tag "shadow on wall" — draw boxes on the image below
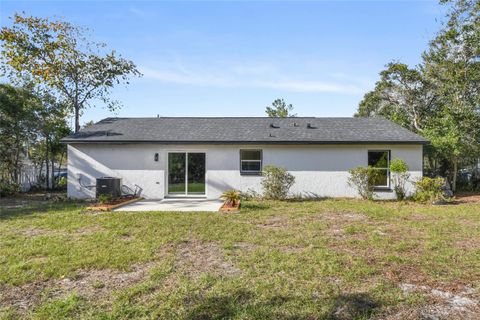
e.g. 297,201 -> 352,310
69,149 -> 138,198
289,191 -> 331,201
207,178 -> 235,195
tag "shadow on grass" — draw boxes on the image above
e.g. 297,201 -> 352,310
327,293 -> 380,320
184,290 -> 380,320
241,202 -> 271,211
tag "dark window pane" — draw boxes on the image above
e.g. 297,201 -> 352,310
368,151 -> 389,168
241,161 -> 261,172
371,169 -> 388,186
241,150 -> 261,161
187,153 -> 205,194
168,153 -> 186,194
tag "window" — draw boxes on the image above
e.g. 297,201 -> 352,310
368,150 -> 390,188
240,150 -> 262,174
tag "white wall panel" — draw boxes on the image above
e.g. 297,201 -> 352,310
68,143 -> 423,200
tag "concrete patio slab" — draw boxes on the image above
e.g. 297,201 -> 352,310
114,198 -> 223,212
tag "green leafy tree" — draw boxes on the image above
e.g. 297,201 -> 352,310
265,99 -> 296,117
356,0 -> 480,192
0,84 -> 38,184
356,63 -> 438,133
34,94 -> 71,189
0,13 -> 141,132
421,0 -> 480,191
82,120 -> 95,129
0,84 -> 71,191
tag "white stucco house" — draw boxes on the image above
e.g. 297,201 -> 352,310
61,117 -> 428,200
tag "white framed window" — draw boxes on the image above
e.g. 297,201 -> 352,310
368,150 -> 391,188
240,149 -> 262,175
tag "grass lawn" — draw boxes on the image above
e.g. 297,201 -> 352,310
0,197 -> 479,319
168,182 -> 205,194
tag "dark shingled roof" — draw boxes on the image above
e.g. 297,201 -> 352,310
61,117 -> 428,144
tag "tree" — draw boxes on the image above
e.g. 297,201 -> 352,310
356,0 -> 480,192
33,93 -> 71,189
265,98 -> 296,117
82,120 -> 95,129
421,0 -> 480,191
355,63 -> 438,133
0,84 -> 38,184
0,13 -> 141,132
0,84 -> 71,192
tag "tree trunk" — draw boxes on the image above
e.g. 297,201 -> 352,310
75,104 -> 80,133
45,137 -> 49,191
51,158 -> 55,190
452,158 -> 458,193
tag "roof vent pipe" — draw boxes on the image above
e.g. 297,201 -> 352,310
270,123 -> 280,128
307,123 -> 317,129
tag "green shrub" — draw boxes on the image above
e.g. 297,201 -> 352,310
261,165 -> 295,200
57,176 -> 67,188
390,158 -> 410,201
240,188 -> 261,200
414,177 -> 445,203
221,190 -> 241,206
97,194 -> 113,204
0,182 -> 20,197
347,166 -> 381,200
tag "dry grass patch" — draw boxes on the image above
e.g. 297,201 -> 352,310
0,262 -> 154,314
254,215 -> 293,229
1,198 -> 479,319
174,240 -> 241,279
390,283 -> 480,320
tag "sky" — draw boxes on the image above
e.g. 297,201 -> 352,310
0,0 -> 448,126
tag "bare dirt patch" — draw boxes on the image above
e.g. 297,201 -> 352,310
322,211 -> 368,223
173,240 -> 241,279
22,227 -> 54,237
255,215 -> 292,229
0,263 -> 154,313
21,226 -> 106,238
75,225 -> 106,235
392,283 -> 480,320
255,211 -> 368,231
456,193 -> 480,204
232,242 -> 260,251
454,237 -> 480,251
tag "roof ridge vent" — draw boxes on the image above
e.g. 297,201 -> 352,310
270,123 -> 280,129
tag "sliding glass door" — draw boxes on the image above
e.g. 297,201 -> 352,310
168,152 -> 205,196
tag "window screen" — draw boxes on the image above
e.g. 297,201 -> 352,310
240,150 -> 262,174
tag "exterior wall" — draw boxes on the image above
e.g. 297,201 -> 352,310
67,143 -> 423,200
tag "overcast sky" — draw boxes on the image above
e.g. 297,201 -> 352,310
0,1 -> 448,125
